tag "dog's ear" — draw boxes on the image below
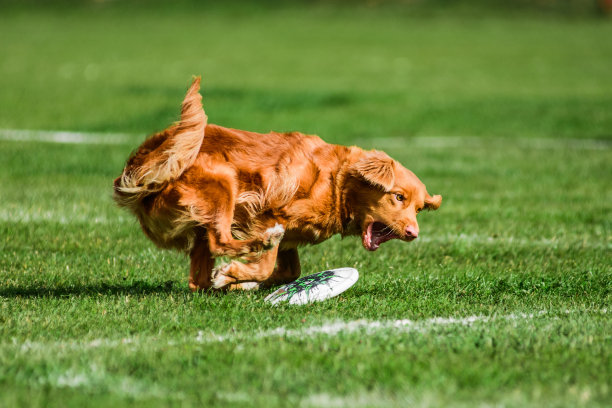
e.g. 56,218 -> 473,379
424,193 -> 442,210
352,150 -> 395,191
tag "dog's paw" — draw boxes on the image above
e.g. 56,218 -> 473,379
211,262 -> 236,289
228,281 -> 260,291
213,263 -> 260,291
262,223 -> 285,250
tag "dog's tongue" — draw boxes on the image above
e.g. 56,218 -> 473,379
362,222 -> 381,251
363,222 -> 400,251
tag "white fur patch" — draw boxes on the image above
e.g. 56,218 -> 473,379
266,223 -> 285,237
263,223 -> 285,249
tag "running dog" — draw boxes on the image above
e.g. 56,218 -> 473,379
114,77 -> 442,291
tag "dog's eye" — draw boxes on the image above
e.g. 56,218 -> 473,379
395,193 -> 405,202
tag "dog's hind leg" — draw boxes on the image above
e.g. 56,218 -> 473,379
188,230 -> 214,291
179,166 -> 285,258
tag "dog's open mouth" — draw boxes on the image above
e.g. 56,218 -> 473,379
362,222 -> 402,251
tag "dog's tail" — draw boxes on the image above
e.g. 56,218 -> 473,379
114,77 -> 207,204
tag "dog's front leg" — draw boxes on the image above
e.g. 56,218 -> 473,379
212,247 -> 302,290
261,248 -> 301,288
212,246 -> 280,290
180,174 -> 284,258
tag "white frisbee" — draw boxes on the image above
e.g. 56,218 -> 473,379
264,267 -> 359,305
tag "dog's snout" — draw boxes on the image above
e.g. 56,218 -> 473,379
405,225 -> 419,240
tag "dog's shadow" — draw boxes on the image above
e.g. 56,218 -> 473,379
0,280 -> 184,298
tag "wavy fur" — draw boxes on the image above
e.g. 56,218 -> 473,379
113,77 -> 441,291
113,77 -> 207,249
115,77 -> 206,197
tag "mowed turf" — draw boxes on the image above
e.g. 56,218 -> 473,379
0,3 -> 611,408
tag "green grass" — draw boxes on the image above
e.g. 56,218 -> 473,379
1,5 -> 612,139
1,3 -> 611,407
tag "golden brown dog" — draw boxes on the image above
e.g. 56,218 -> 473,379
114,77 -> 441,291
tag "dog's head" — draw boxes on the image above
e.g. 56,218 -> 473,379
346,150 -> 442,251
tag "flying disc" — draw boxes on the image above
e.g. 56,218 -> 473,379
264,267 -> 359,305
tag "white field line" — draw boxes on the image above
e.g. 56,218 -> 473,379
37,363 -> 185,401
1,128 -> 610,150
354,135 -> 612,151
7,308 -> 608,354
0,208 -> 131,225
0,128 -> 137,145
5,309 -> 608,401
300,391 -> 422,408
416,233 -> 612,250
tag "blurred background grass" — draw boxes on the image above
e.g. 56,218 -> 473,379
2,0 -> 612,16
1,0 -> 611,141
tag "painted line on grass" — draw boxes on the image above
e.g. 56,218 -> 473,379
9,308 -> 608,354
416,233 -> 612,250
5,308 -> 607,401
200,308 -> 608,344
34,364 -> 185,401
355,135 -> 612,151
0,128 -> 138,145
1,128 -> 610,150
0,209 -> 131,225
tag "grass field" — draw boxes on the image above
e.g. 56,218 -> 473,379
1,2 -> 611,407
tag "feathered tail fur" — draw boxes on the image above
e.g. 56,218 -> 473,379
114,77 -> 206,203
113,77 -> 207,250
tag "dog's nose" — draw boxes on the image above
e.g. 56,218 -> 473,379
405,225 -> 419,240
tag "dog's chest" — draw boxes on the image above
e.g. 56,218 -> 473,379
279,214 -> 341,249
280,228 -> 334,249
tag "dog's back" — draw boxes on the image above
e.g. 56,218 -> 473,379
113,78 -> 329,252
